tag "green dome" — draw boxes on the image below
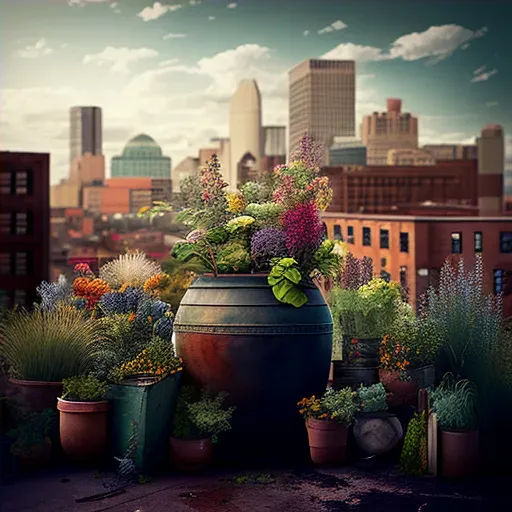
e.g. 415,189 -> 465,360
122,133 -> 163,158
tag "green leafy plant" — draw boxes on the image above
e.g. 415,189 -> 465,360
399,411 -> 428,476
172,386 -> 236,443
268,257 -> 307,308
0,304 -> 105,382
430,374 -> 478,431
61,375 -> 108,402
297,387 -> 358,425
7,408 -> 56,455
357,383 -> 388,413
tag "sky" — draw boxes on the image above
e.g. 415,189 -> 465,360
0,0 -> 511,185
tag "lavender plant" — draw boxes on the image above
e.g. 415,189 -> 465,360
36,275 -> 73,311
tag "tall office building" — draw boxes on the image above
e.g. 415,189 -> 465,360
361,98 -> 418,165
288,59 -> 355,160
69,106 -> 102,171
229,79 -> 263,188
263,126 -> 286,157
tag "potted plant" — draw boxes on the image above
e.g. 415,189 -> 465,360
7,408 -> 56,471
57,375 -> 109,462
169,385 -> 235,471
140,135 -> 343,458
297,387 -> 358,466
430,375 -> 479,478
378,334 -> 418,407
0,304 -> 104,414
352,383 -> 403,457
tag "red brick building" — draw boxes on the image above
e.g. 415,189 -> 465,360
0,152 -> 50,308
322,212 -> 512,317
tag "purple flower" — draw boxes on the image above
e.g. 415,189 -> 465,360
251,228 -> 288,269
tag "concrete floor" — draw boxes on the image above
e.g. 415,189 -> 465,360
1,465 -> 510,512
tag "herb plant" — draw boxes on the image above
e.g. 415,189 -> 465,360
297,387 -> 358,425
357,383 -> 388,413
61,375 -> 108,402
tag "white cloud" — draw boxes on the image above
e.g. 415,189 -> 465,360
163,32 -> 187,39
486,101 -> 499,107
461,43 -> 470,50
83,46 -> 159,74
227,2 -> 238,8
159,58 -> 180,67
137,2 -> 183,22
473,65 -> 486,75
68,0 -> 110,5
318,19 -> 347,35
471,68 -> 498,83
303,30 -> 310,36
16,38 -> 53,59
110,1 -> 118,7
323,24 -> 488,64
208,16 -> 216,20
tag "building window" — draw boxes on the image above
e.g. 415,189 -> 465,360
347,225 -> 354,244
400,232 -> 409,253
380,229 -> 389,249
0,290 -> 9,308
400,266 -> 408,290
322,222 -> 327,238
333,224 -> 342,241
474,232 -> 483,253
494,269 -> 504,294
0,171 -> 13,195
15,170 -> 33,195
451,232 -> 462,254
0,253 -> 10,275
15,212 -> 33,235
500,232 -> 512,253
0,213 -> 11,234
380,270 -> 391,283
362,227 -> 371,246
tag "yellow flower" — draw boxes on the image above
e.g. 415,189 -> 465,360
226,192 -> 247,214
138,206 -> 151,215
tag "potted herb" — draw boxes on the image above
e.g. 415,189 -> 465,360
140,135 -> 342,457
0,304 -> 104,414
297,387 -> 358,466
7,408 -> 55,471
57,375 -> 109,462
169,386 -> 235,470
430,375 -> 479,478
353,383 -> 403,456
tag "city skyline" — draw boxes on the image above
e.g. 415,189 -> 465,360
0,0 -> 511,184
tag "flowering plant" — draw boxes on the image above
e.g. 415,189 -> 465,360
297,387 -> 358,424
139,133 -> 342,307
379,334 -> 411,373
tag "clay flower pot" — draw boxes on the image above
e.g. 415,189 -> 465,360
379,370 -> 418,407
8,379 -> 63,414
441,429 -> 479,478
305,417 -> 349,466
57,398 -> 109,463
169,437 -> 213,471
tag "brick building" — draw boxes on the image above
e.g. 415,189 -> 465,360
322,212 -> 512,317
0,152 -> 50,308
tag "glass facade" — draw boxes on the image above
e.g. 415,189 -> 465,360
329,143 -> 367,166
111,134 -> 171,179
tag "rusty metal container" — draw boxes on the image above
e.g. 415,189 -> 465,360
174,274 -> 333,463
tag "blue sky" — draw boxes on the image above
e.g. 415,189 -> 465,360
0,0 -> 510,184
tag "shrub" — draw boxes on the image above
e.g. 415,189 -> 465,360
399,411 -> 428,476
297,387 -> 358,425
7,409 -> 56,455
61,375 -> 108,402
357,383 -> 388,413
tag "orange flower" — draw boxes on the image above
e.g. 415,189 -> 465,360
128,312 -> 136,322
73,277 -> 91,297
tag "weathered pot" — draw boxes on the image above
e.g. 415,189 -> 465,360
169,437 -> 213,471
8,379 -> 63,414
108,372 -> 181,472
353,411 -> 403,456
408,365 -> 436,389
174,274 -> 332,460
332,362 -> 378,390
342,336 -> 381,367
57,398 -> 108,463
306,417 -> 349,466
441,429 -> 479,478
379,370 -> 418,408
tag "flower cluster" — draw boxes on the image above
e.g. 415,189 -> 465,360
251,228 -> 288,270
226,192 -> 246,214
36,275 -> 72,311
199,154 -> 228,204
339,253 -> 373,290
291,132 -> 324,171
74,263 -> 94,277
99,252 -> 162,289
297,387 -> 358,425
306,176 -> 333,212
119,345 -> 183,379
73,275 -> 111,309
379,334 -> 411,372
143,273 -> 171,295
345,337 -> 362,363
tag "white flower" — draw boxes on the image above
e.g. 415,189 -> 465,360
99,252 -> 162,289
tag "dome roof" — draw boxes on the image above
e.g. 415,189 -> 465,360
122,133 -> 163,158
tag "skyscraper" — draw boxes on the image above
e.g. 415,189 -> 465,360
361,98 -> 418,165
229,79 -> 263,188
69,106 -> 102,168
288,59 -> 355,159
263,126 -> 286,157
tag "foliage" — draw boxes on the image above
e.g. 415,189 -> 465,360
430,374 -> 478,431
297,387 -> 358,425
379,335 -> 411,373
153,312 -> 175,340
244,202 -> 284,229
7,409 -> 56,455
251,228 -> 288,271
310,240 -> 344,280
241,181 -> 272,204
172,386 -> 235,443
143,273 -> 172,296
338,252 -> 373,290
0,304 -> 105,381
99,252 -> 162,289
268,258 -> 307,308
357,383 -> 388,413
61,375 -> 108,402
399,411 -> 428,476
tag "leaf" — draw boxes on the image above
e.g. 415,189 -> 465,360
273,279 -> 294,301
271,281 -> 308,308
284,267 -> 302,285
278,258 -> 298,268
205,227 -> 228,244
268,275 -> 284,286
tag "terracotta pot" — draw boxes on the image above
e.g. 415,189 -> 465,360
13,437 -> 52,471
57,398 -> 109,462
169,437 -> 213,471
441,429 -> 479,478
8,379 -> 63,414
353,412 -> 403,456
305,417 -> 349,466
379,370 -> 418,407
